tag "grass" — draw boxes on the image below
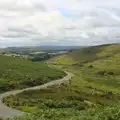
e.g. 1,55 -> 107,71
3,43 -> 120,120
0,55 -> 65,93
6,106 -> 120,120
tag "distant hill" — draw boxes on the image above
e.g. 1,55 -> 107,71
38,46 -> 85,51
2,46 -> 85,53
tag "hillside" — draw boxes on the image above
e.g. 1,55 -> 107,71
0,55 -> 65,93
51,43 -> 120,91
3,43 -> 120,120
52,44 -> 120,65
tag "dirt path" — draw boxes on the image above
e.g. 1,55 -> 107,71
0,71 -> 74,118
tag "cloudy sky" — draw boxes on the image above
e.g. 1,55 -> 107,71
0,0 -> 120,47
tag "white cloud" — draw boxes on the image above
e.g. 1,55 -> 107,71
0,0 -> 120,47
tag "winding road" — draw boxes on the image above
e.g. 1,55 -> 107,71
0,71 -> 74,118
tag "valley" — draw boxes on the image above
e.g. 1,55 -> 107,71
1,44 -> 120,120
0,55 -> 65,93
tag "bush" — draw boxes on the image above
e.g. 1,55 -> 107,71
97,70 -> 106,76
88,65 -> 94,68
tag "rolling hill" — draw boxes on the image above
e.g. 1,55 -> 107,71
52,43 -> 120,65
1,46 -> 84,53
0,55 -> 65,93
3,43 -> 120,120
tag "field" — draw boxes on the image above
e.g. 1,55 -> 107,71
0,55 -> 65,93
3,43 -> 120,120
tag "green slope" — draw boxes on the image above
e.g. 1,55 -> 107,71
4,43 -> 120,120
52,44 -> 120,65
0,55 -> 65,93
52,43 -> 120,91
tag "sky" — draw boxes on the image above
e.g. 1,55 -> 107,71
0,0 -> 120,47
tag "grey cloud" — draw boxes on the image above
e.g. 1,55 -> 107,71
64,27 -> 77,30
7,26 -> 41,35
33,3 -> 47,11
2,34 -> 28,38
0,0 -> 120,47
8,27 -> 34,34
0,1 -> 47,12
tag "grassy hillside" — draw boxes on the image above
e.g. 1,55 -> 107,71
4,43 -> 120,120
0,55 -> 65,93
52,44 -> 120,65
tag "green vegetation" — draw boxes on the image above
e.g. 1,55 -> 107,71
0,46 -> 70,61
31,54 -> 51,62
6,105 -> 120,120
3,43 -> 120,120
51,44 -> 113,65
0,55 -> 65,93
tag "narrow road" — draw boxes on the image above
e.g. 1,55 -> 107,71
0,71 -> 74,118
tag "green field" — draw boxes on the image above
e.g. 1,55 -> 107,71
0,55 -> 65,93
4,43 -> 120,120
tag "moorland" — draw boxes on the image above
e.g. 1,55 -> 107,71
1,43 -> 120,120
